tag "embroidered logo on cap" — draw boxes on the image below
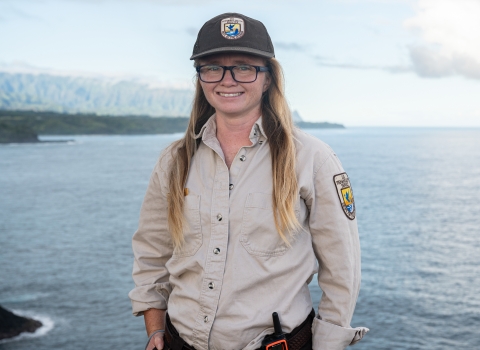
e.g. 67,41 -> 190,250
333,172 -> 356,220
221,17 -> 245,40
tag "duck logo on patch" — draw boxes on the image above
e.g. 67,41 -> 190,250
221,17 -> 245,40
333,172 -> 356,220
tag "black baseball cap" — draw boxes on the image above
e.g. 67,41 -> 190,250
190,13 -> 275,60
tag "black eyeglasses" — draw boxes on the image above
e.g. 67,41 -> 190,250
196,64 -> 269,83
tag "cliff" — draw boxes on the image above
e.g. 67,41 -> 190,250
0,71 -> 193,117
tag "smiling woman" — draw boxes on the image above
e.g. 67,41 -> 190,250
128,12 -> 368,350
196,54 -> 271,139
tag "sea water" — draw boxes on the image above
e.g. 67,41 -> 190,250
1,128 -> 479,349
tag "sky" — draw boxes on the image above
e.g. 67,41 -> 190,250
1,0 -> 479,127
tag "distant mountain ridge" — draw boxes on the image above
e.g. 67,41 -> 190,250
0,72 -> 194,117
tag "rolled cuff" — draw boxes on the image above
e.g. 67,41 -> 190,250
128,282 -> 171,316
312,317 -> 369,349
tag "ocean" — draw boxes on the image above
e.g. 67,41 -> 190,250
1,128 -> 479,349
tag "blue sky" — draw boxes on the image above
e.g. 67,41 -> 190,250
1,0 -> 479,126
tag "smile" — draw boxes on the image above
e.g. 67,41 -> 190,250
217,92 -> 243,97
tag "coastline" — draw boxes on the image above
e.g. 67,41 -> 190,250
0,110 -> 345,144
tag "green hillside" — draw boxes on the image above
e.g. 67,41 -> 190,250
0,121 -> 39,143
0,110 -> 344,143
0,110 -> 189,143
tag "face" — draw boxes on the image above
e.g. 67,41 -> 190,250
197,53 -> 270,120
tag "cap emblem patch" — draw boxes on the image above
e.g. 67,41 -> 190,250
333,172 -> 356,220
221,17 -> 245,40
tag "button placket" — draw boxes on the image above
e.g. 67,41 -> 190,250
192,155 -> 228,348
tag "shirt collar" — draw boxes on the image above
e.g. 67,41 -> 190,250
194,114 -> 216,140
249,116 -> 268,141
193,114 -> 268,142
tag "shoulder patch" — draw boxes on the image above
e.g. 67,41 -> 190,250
333,172 -> 356,220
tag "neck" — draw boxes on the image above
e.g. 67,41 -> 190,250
215,110 -> 261,168
216,112 -> 259,142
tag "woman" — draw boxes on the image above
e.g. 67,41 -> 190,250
129,13 -> 368,350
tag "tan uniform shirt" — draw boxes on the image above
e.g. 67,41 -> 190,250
129,116 -> 368,350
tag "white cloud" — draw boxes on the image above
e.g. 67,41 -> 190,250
0,61 -> 194,89
405,0 -> 480,80
275,42 -> 308,52
314,56 -> 412,73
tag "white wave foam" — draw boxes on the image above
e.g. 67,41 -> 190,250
0,292 -> 50,304
0,309 -> 54,344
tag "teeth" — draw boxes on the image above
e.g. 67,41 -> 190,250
219,92 -> 242,97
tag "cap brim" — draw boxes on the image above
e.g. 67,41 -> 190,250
190,46 -> 274,60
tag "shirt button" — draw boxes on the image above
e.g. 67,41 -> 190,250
229,184 -> 234,190
239,155 -> 246,162
217,214 -> 222,221
204,316 -> 209,323
208,282 -> 215,289
213,247 -> 220,254
259,140 -> 264,144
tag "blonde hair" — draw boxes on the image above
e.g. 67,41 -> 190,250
167,58 -> 299,248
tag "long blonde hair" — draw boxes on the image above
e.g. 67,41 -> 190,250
167,58 -> 299,248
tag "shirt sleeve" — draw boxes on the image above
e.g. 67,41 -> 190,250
308,152 -> 369,349
128,160 -> 174,316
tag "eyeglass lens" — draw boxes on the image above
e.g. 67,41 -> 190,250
199,65 -> 258,83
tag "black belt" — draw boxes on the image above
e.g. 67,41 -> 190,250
163,310 -> 314,350
164,313 -> 195,350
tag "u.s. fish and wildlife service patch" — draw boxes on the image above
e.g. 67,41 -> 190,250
333,173 -> 356,220
221,17 -> 245,40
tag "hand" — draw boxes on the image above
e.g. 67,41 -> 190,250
145,330 -> 165,350
143,309 -> 167,350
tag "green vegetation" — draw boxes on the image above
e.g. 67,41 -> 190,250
0,110 -> 190,143
0,110 -> 344,143
0,121 -> 39,143
296,121 -> 344,129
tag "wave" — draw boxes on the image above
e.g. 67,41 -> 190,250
0,292 -> 50,304
0,309 -> 54,344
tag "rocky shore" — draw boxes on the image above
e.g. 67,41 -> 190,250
0,305 -> 43,340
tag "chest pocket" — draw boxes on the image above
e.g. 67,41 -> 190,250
240,192 -> 299,257
172,194 -> 202,258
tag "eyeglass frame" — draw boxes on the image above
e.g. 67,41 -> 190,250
195,64 -> 270,83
